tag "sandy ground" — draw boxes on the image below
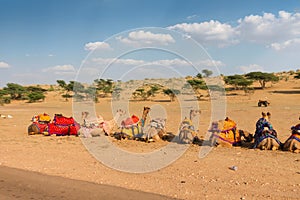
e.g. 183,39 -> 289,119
0,78 -> 300,199
0,166 -> 173,200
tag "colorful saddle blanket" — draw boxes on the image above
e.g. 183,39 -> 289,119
253,134 -> 282,148
32,113 -> 51,123
209,118 -> 241,145
47,114 -> 80,136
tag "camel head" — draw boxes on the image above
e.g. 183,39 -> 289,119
143,107 -> 151,114
81,111 -> 89,120
261,112 -> 271,121
189,109 -> 201,120
116,109 -> 126,116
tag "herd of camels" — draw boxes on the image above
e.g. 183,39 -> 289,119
78,107 -> 300,153
28,106 -> 300,153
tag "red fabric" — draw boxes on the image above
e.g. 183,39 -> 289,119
47,123 -> 80,136
54,115 -> 75,126
121,115 -> 139,127
48,114 -> 80,136
32,122 -> 48,133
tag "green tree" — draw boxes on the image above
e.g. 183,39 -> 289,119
195,73 -> 203,79
294,72 -> 300,79
94,79 -> 114,97
224,75 -> 253,90
3,83 -> 26,100
202,69 -> 213,77
0,89 -> 11,105
27,92 -> 45,103
147,85 -> 160,97
245,72 -> 279,89
26,86 -> 47,93
163,89 -> 180,101
56,80 -> 74,101
133,88 -> 149,101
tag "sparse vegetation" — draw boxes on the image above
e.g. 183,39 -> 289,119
245,71 -> 279,89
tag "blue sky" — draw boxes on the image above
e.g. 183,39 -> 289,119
0,0 -> 300,86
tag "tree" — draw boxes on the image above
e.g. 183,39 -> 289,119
56,80 -> 74,101
133,88 -> 149,101
163,89 -> 180,102
195,73 -> 203,79
94,79 -> 114,97
202,69 -> 213,77
27,92 -> 45,103
25,86 -> 47,103
294,72 -> 300,79
26,86 -> 47,93
245,72 -> 279,89
147,85 -> 160,97
3,83 -> 26,100
224,75 -> 253,90
0,89 -> 11,105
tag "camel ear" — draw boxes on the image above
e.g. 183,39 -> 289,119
262,112 -> 266,117
267,112 -> 271,116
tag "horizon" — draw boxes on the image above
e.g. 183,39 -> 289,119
1,0 -> 300,87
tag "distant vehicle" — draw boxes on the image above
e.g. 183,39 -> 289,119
258,100 -> 270,107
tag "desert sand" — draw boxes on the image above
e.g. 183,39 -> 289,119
0,77 -> 299,200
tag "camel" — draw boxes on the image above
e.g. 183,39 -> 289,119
208,117 -> 253,147
28,113 -> 51,135
142,118 -> 167,142
254,112 -> 281,150
178,109 -> 201,144
117,107 -> 151,140
282,123 -> 300,153
80,109 -> 125,137
28,123 -> 41,135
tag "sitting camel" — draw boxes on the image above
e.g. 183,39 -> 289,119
253,112 -> 281,150
142,118 -> 167,142
80,109 -> 125,137
282,121 -> 300,153
116,107 -> 151,140
28,113 -> 51,135
208,117 -> 253,147
178,109 -> 201,144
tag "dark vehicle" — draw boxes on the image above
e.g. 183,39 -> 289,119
258,100 -> 270,107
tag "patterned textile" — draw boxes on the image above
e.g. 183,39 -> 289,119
47,114 -> 80,136
209,118 -> 241,145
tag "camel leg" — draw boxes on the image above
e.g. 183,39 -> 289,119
257,139 -> 268,150
28,124 -> 39,135
271,138 -> 279,151
292,141 -> 300,153
153,134 -> 161,142
282,139 -> 291,151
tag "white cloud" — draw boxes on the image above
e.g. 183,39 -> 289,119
270,38 -> 300,50
238,64 -> 264,73
42,64 -> 76,75
48,54 -> 55,57
84,41 -> 112,51
92,57 -> 224,68
168,20 -> 239,47
237,11 -> 300,44
92,57 -> 145,66
186,14 -> 198,20
197,59 -> 225,67
0,61 -> 10,69
116,30 -> 175,46
149,58 -> 189,67
168,10 -> 300,49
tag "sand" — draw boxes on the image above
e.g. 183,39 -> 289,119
0,78 -> 299,199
